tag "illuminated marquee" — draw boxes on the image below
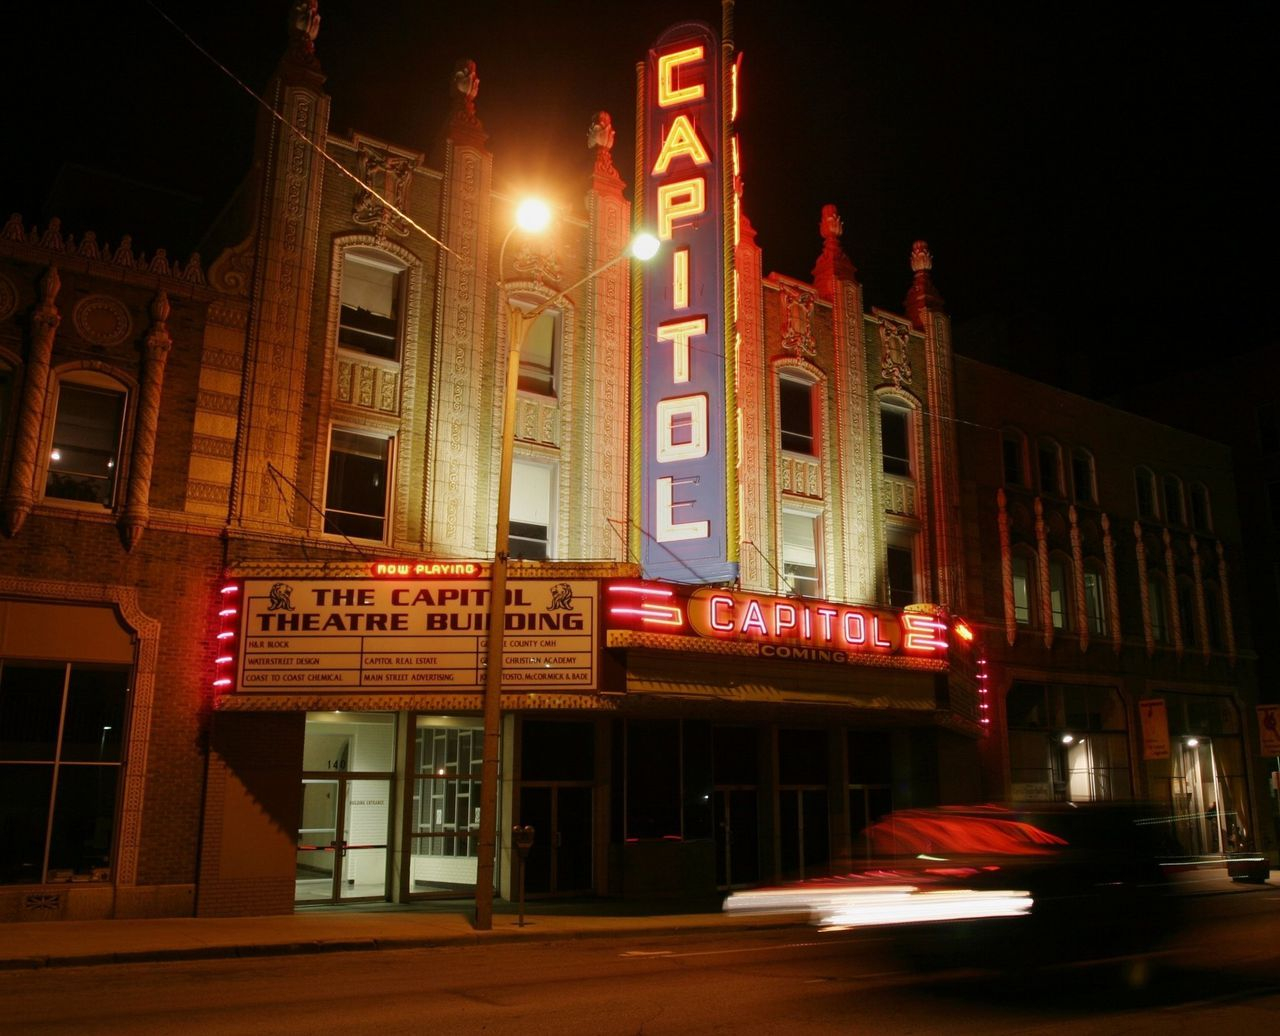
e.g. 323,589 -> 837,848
606,582 -> 951,665
638,22 -> 737,584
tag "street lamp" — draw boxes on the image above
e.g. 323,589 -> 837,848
473,201 -> 658,930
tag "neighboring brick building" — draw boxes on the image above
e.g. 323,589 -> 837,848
955,358 -> 1273,862
1,6 -> 1268,924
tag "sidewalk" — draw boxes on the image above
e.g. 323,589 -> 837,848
1,872 -> 1271,971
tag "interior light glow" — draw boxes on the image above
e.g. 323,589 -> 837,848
1185,737 -> 1199,748
50,449 -> 62,462
1061,733 -> 1075,744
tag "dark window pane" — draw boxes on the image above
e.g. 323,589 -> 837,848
1136,470 -> 1156,518
1007,683 -> 1048,728
713,726 -> 759,785
1002,435 -> 1025,486
45,384 -> 125,506
47,764 -> 119,878
1038,444 -> 1059,494
779,379 -> 814,454
509,521 -> 548,560
779,729 -> 827,785
881,407 -> 910,476
683,721 -> 713,840
520,721 -> 593,781
626,720 -> 681,839
61,668 -> 128,762
848,731 -> 892,785
887,544 -> 915,607
0,664 -> 65,760
324,430 -> 389,539
0,764 -> 53,883
1072,453 -> 1095,502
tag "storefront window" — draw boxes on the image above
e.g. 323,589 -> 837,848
410,717 -> 483,895
0,661 -> 128,884
625,720 -> 681,839
1006,682 -> 1130,802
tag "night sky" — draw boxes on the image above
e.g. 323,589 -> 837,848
2,1 -> 1269,398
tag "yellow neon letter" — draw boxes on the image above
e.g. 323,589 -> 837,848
657,46 -> 705,107
652,114 -> 711,175
672,248 -> 690,309
657,178 -> 705,239
657,317 -> 706,383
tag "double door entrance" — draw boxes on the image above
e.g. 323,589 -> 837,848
296,776 -> 393,902
518,784 -> 593,895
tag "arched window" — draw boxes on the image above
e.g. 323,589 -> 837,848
511,301 -> 561,397
1083,559 -> 1107,636
1048,554 -> 1071,630
337,248 -> 406,361
1134,466 -> 1158,520
1203,581 -> 1224,650
778,372 -> 817,456
1177,578 -> 1198,647
1071,448 -> 1096,504
43,370 -> 128,509
880,401 -> 912,477
1011,551 -> 1036,626
1147,572 -> 1169,644
1189,483 -> 1212,532
1163,475 -> 1185,526
1037,438 -> 1063,496
1002,428 -> 1028,487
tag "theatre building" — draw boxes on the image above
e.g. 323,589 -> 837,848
2,6 -> 1013,923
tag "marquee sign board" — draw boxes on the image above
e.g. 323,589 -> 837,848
226,578 -> 598,693
638,21 -> 738,585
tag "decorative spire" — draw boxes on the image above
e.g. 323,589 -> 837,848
287,0 -> 322,68
588,111 -> 619,180
810,204 -> 856,301
904,239 -> 945,329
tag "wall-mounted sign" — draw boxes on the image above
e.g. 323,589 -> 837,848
1258,705 -> 1280,756
1138,698 -> 1170,760
638,21 -> 737,585
229,578 -> 597,693
605,581 -> 951,667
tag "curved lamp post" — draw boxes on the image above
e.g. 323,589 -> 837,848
473,202 -> 658,930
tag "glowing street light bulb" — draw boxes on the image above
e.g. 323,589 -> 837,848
515,198 -> 552,234
630,232 -> 660,261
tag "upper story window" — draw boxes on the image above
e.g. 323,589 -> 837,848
1189,483 -> 1212,533
1037,438 -> 1063,496
514,306 -> 559,397
338,251 -> 403,361
1071,449 -> 1096,504
1147,572 -> 1169,644
1012,552 -> 1034,626
1002,429 -> 1029,488
1177,578 -> 1198,647
885,529 -> 917,608
880,403 -> 911,477
45,374 -> 127,509
1162,475 -> 1185,525
1204,582 -> 1224,650
1135,466 -> 1158,520
1083,560 -> 1107,636
782,510 -> 822,597
511,458 -> 554,560
778,375 -> 816,456
324,428 -> 391,540
1048,556 -> 1070,630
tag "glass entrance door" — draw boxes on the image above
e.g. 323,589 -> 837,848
779,788 -> 829,881
295,776 -> 392,902
714,788 -> 759,889
519,784 -> 593,895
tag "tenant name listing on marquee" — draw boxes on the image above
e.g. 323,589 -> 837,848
233,579 -> 598,693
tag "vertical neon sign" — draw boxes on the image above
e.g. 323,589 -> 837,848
639,23 -> 737,585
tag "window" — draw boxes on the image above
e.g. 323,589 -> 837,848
1049,556 -> 1070,630
45,378 -> 126,507
516,309 -> 558,396
1204,583 -> 1224,650
1002,429 -> 1028,487
779,375 -> 816,455
886,531 -> 916,608
411,718 -> 482,889
1083,561 -> 1107,636
1037,438 -> 1063,495
324,429 -> 391,540
338,251 -> 403,360
0,661 -> 129,884
1071,449 -> 1096,504
511,458 -> 554,560
1162,475 -> 1185,525
1148,573 -> 1169,644
1177,579 -> 1197,647
1006,682 -> 1131,802
1012,553 -> 1034,625
880,403 -> 911,477
1135,466 -> 1158,520
782,511 -> 822,597
1189,483 -> 1212,532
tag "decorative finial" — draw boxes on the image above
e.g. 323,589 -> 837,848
904,238 -> 944,329
446,59 -> 485,144
588,111 -> 617,177
150,289 -> 171,327
289,0 -> 321,64
811,204 -> 856,300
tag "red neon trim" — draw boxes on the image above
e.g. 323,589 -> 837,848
215,655 -> 233,666
608,583 -> 674,597
220,585 -> 239,595
218,608 -> 238,618
216,631 -> 235,640
212,678 -> 232,688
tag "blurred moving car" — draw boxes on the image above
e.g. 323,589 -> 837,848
726,802 -> 1190,972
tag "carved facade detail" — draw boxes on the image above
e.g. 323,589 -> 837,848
780,284 -> 816,357
878,316 -> 913,387
353,144 -> 414,238
882,475 -> 918,517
